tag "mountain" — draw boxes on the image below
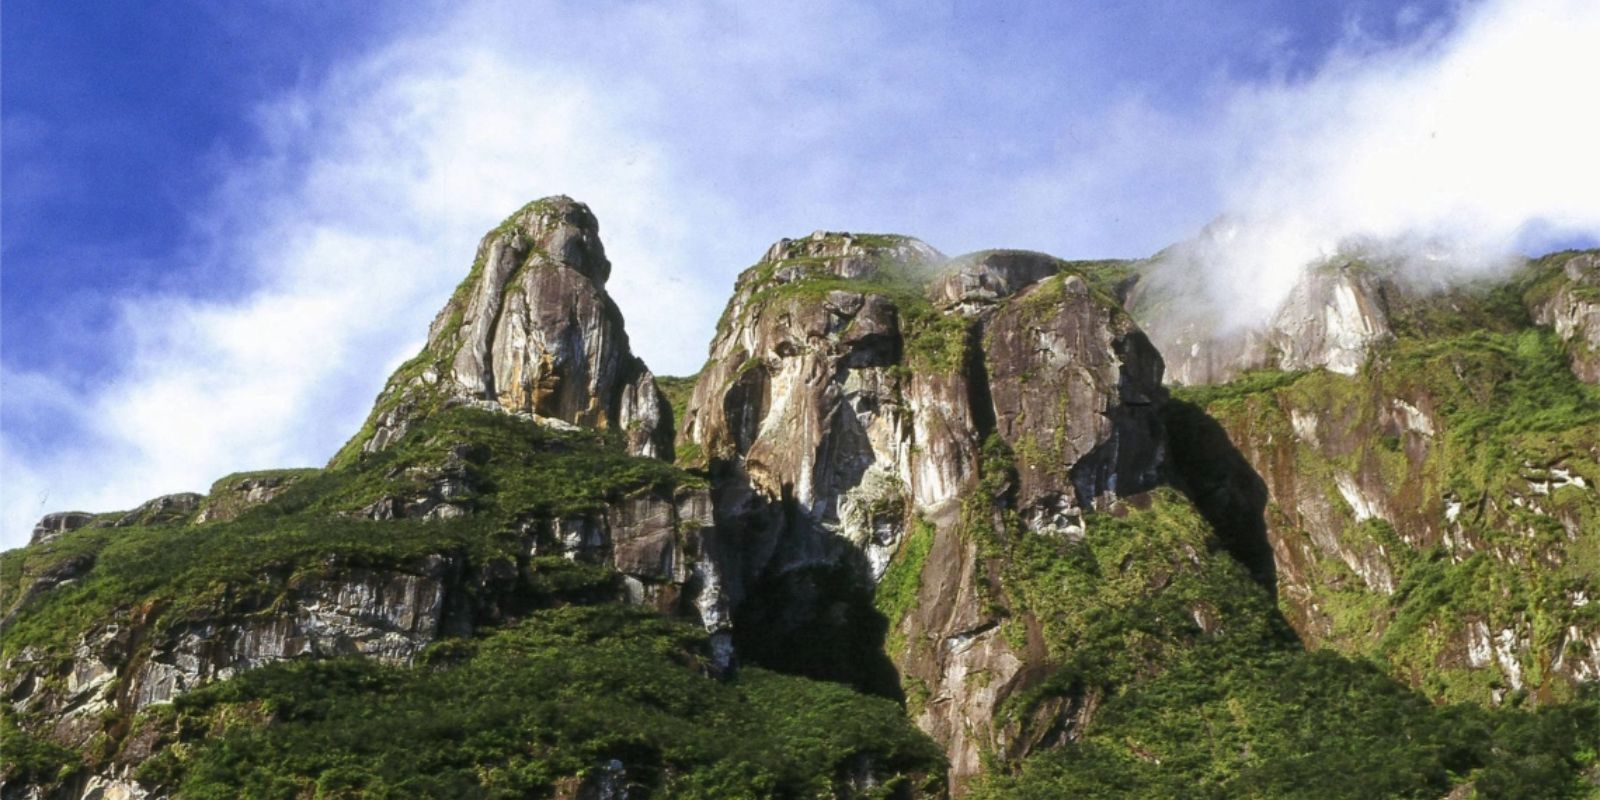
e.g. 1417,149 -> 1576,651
3,199 -> 1597,799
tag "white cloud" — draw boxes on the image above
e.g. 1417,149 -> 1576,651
1165,0 -> 1600,325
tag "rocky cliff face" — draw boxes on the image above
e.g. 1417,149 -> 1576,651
677,241 -> 1169,786
673,231 -> 961,689
342,196 -> 672,463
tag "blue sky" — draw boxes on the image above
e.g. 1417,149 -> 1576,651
3,0 -> 1597,548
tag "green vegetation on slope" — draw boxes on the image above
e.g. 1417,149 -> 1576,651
1175,317 -> 1600,704
937,422 -> 1598,798
951,453 -> 1597,799
131,606 -> 943,799
1,407 -> 700,660
972,651 -> 1599,800
0,708 -> 83,790
2,403 -> 944,798
653,374 -> 700,432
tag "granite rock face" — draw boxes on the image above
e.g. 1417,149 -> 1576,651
673,232 -> 950,691
344,196 -> 672,462
986,272 -> 1166,520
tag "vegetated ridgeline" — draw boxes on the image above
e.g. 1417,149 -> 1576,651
3,197 -> 1597,800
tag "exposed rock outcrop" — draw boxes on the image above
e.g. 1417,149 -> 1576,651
106,493 -> 201,529
930,250 -> 1065,315
1528,251 -> 1600,383
28,492 -> 206,547
673,232 -> 948,684
195,470 -> 313,523
677,232 -> 945,589
6,554 -> 458,762
341,196 -> 672,462
29,512 -> 94,546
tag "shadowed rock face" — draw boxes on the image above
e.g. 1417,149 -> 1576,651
348,196 -> 672,462
987,273 -> 1166,518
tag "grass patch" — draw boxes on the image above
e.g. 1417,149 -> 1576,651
653,373 -> 700,431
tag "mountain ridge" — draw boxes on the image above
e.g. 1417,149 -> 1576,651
5,197 -> 1597,799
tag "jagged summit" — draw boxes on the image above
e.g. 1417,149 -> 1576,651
336,196 -> 673,464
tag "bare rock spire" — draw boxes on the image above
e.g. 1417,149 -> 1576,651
339,196 -> 672,464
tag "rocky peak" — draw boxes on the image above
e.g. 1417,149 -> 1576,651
339,196 -> 673,462
1131,258 -> 1395,385
684,232 -> 946,466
